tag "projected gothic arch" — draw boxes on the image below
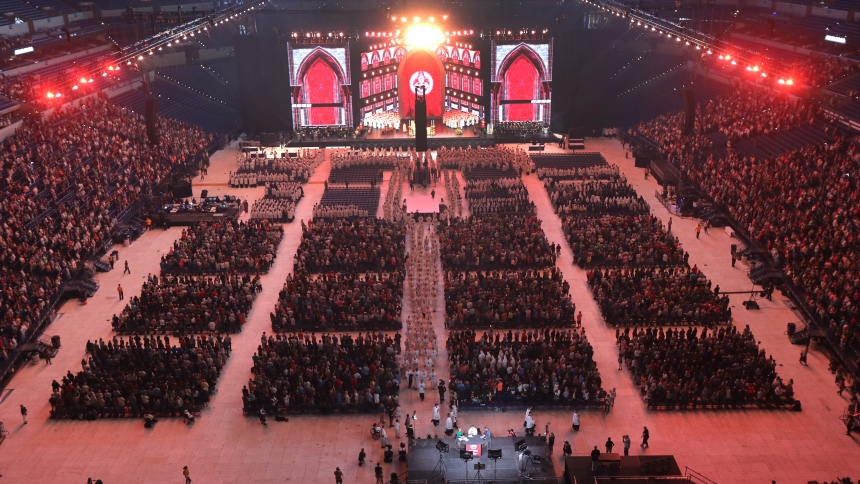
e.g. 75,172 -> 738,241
293,48 -> 350,126
492,43 -> 551,123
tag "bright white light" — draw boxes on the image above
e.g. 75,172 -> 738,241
404,24 -> 445,48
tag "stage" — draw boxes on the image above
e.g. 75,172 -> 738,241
407,436 -> 557,482
285,123 -> 494,149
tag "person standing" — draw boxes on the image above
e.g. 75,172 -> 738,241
641,427 -> 649,447
695,224 -> 702,239
334,467 -> 343,484
259,408 -> 267,425
562,441 -> 572,456
380,427 -> 389,448
445,413 -> 454,436
731,252 -> 737,267
800,348 -> 808,366
572,410 -> 580,431
108,254 -> 115,270
438,379 -> 446,402
183,466 -> 191,484
43,348 -> 52,365
117,284 -> 124,301
418,381 -> 426,401
548,432 -> 555,454
667,217 -> 672,233
622,435 -> 631,456
394,419 -> 401,439
123,260 -> 131,274
590,446 -> 601,471
605,437 -> 615,454
375,463 -> 384,484
432,404 -> 440,427
20,404 -> 28,424
358,448 -> 366,467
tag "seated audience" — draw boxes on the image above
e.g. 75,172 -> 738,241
296,218 -> 406,272
244,331 -> 401,412
111,273 -> 260,333
440,214 -> 556,269
51,334 -> 229,418
447,328 -> 604,404
588,266 -> 731,325
617,324 -> 793,408
0,95 -> 210,358
563,214 -> 687,267
445,268 -> 574,328
464,179 -> 535,215
271,270 -> 403,330
546,179 -> 649,215
159,220 -> 284,274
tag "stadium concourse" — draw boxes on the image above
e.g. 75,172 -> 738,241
0,139 -> 856,484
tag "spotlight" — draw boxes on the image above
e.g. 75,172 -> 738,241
392,15 -> 397,21
429,16 -> 435,22
401,16 -> 407,22
413,16 -> 420,22
72,85 -> 78,90
786,78 -> 793,85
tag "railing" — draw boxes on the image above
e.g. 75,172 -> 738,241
685,466 -> 717,484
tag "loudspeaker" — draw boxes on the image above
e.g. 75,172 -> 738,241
171,181 -> 193,198
415,97 -> 427,152
682,87 -> 695,136
145,98 -> 159,144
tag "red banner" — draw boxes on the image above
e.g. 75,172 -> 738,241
398,48 -> 444,119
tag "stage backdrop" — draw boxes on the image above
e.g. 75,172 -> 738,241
398,48 -> 445,119
288,44 -> 352,126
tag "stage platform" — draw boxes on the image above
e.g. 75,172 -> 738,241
407,436 -> 556,483
285,124 -> 495,149
563,455 -> 682,484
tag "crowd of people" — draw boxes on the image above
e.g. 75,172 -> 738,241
494,121 -> 548,137
249,198 -> 296,222
445,268 -> 575,328
312,204 -> 370,218
442,110 -> 480,128
442,170 -> 463,218
436,146 -> 532,173
330,148 -> 412,171
295,218 -> 407,272
439,214 -> 557,269
159,220 -> 284,274
546,179 -> 650,215
51,334 -> 229,418
270,270 -> 403,330
797,52 -> 859,88
686,141 -> 860,355
562,214 -> 688,267
588,266 -> 731,326
617,324 -> 794,408
295,126 -> 356,141
234,148 -> 321,183
446,328 -> 604,404
382,168 -> 405,222
364,111 -> 401,129
464,178 -> 535,215
401,216 -> 442,403
264,181 -> 303,200
243,331 -> 401,413
111,273 -> 260,334
0,95 -> 211,362
536,164 -> 620,180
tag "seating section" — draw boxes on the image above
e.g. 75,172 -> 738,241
0,0 -> 49,19
30,0 -> 77,14
462,166 -> 519,180
531,152 -> 607,169
618,326 -> 797,410
111,81 -> 242,135
243,332 -> 401,415
328,165 -> 385,185
318,187 -> 380,217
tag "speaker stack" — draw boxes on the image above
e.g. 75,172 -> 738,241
415,90 -> 428,152
145,99 -> 159,145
